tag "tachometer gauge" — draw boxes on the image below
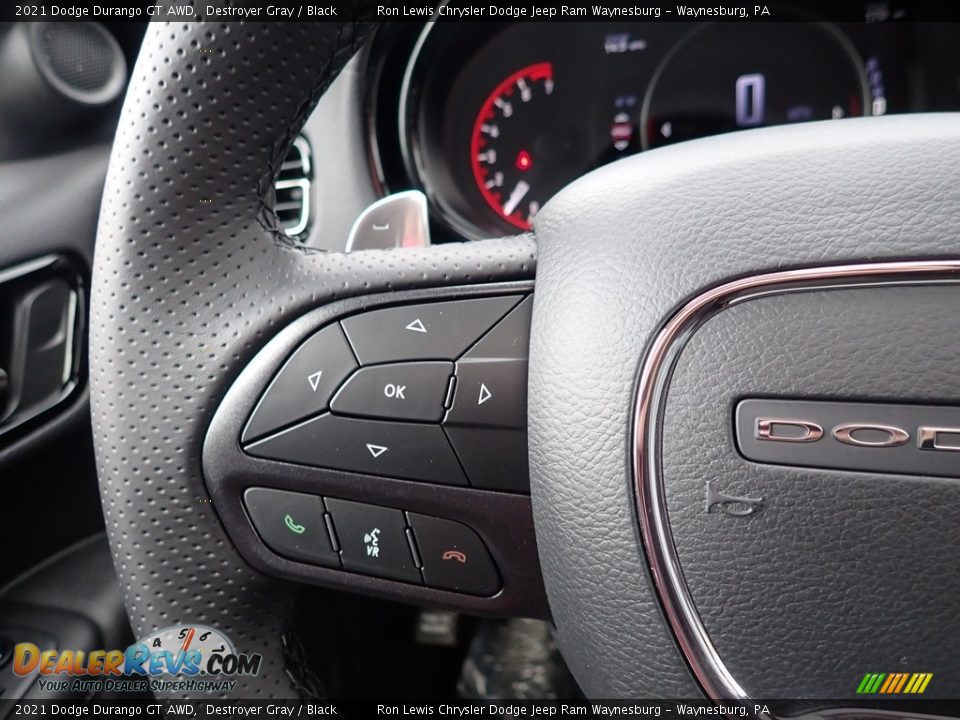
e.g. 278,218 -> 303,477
642,23 -> 869,149
470,62 -> 575,231
137,625 -> 234,675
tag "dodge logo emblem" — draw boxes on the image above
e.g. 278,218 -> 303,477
756,418 -> 957,450
736,399 -> 960,478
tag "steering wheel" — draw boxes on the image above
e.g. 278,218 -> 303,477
91,19 -> 960,701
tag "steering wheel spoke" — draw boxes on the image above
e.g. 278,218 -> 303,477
203,281 -> 545,617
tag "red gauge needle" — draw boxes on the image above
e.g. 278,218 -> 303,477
167,627 -> 196,675
180,627 -> 196,653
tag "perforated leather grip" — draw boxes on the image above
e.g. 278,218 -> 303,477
91,18 -> 536,698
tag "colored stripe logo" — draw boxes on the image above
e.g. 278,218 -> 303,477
856,672 -> 933,694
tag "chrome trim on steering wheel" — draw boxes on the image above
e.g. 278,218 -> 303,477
632,259 -> 960,702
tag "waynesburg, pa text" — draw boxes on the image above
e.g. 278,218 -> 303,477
374,703 -> 774,717
377,4 -> 769,18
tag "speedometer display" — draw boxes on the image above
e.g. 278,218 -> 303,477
642,23 -> 867,149
399,19 -> 913,240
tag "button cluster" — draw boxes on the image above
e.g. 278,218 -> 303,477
242,295 -> 531,492
244,487 -> 501,596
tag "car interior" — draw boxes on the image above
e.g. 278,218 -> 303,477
2,7 -> 960,711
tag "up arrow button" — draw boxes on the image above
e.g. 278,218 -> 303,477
340,296 -> 522,364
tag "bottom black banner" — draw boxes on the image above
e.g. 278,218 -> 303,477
4,700 -> 960,720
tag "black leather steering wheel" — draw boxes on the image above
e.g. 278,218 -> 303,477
92,18 -> 960,702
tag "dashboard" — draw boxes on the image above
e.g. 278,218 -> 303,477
368,18 -> 960,241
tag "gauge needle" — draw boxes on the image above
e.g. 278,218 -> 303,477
180,627 -> 196,653
177,628 -> 197,665
502,181 -> 530,217
169,627 -> 196,674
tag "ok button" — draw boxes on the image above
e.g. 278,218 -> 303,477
331,361 -> 453,422
384,383 -> 406,399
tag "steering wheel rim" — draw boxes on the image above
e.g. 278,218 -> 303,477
93,16 -> 960,704
91,17 -> 535,697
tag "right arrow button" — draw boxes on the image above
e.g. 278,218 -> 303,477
443,296 -> 532,492
445,359 -> 527,429
444,295 -> 531,430
477,383 -> 492,406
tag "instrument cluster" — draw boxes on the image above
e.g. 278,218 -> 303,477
367,17 -> 960,240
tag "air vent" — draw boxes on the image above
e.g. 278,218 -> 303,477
275,136 -> 313,240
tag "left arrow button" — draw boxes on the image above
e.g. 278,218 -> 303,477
242,324 -> 358,444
